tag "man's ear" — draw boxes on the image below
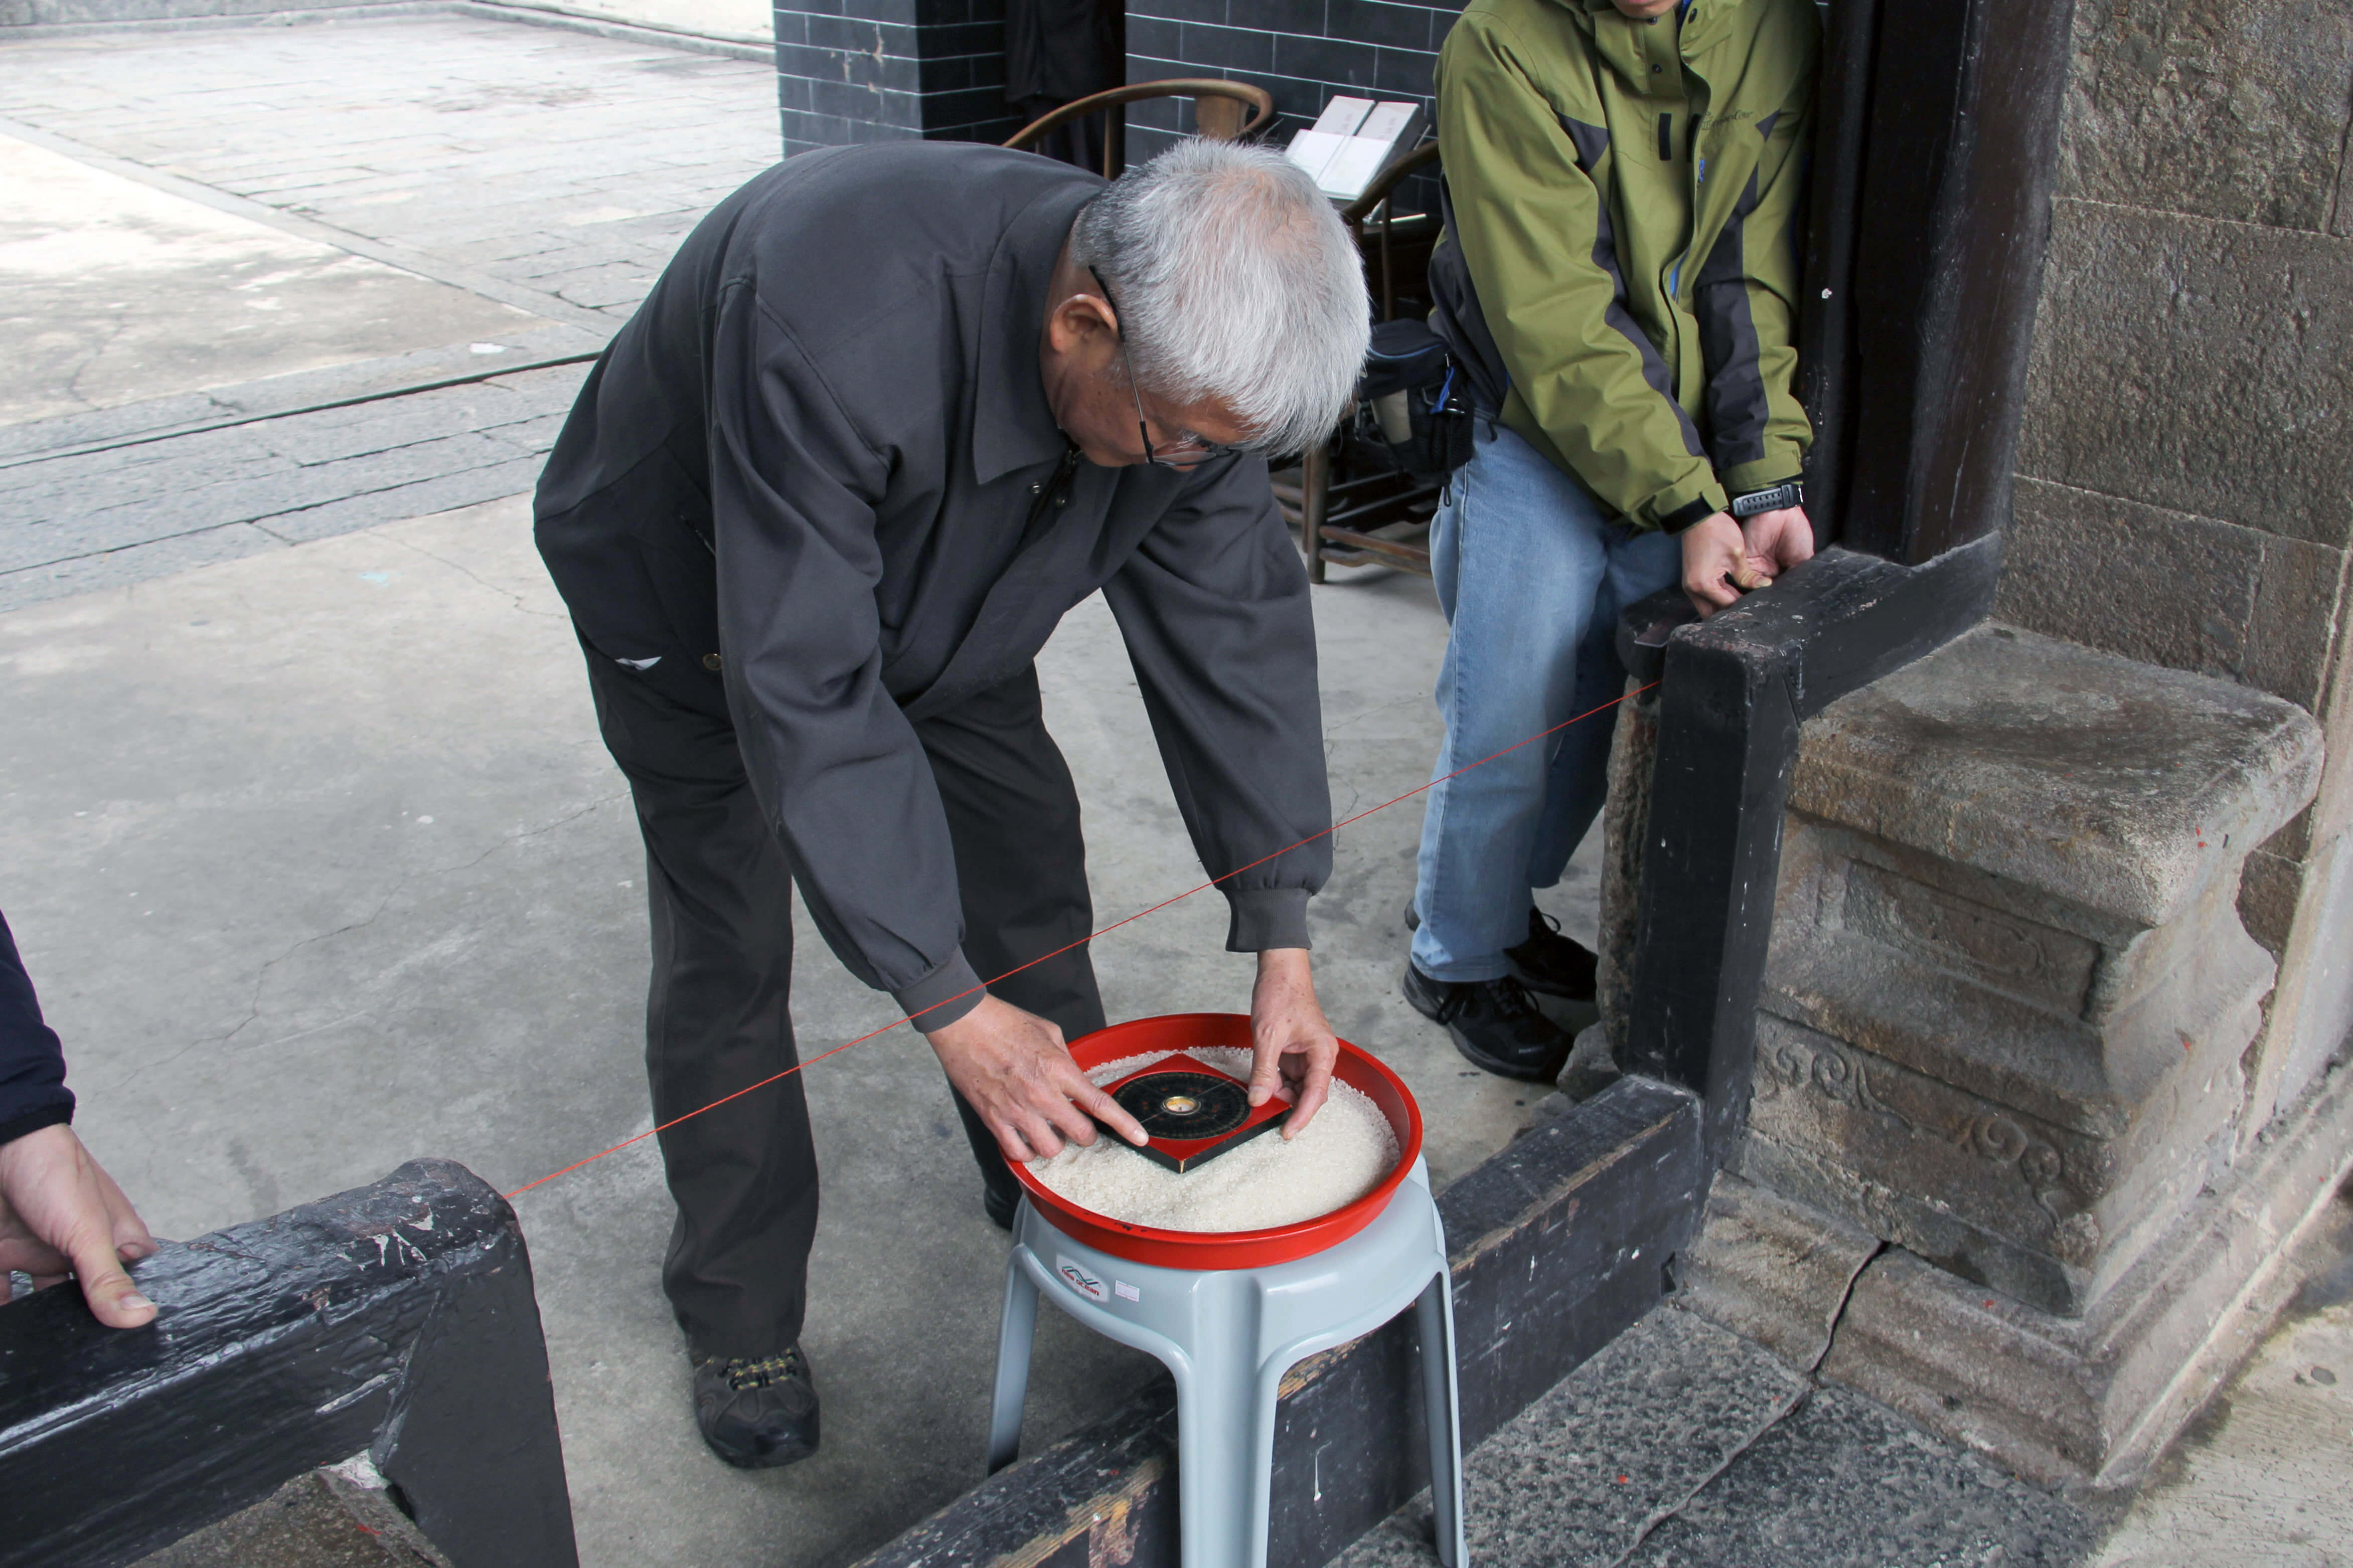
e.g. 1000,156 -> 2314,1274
1046,291 -> 1119,364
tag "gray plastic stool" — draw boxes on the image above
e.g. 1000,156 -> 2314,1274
986,1156 -> 1466,1568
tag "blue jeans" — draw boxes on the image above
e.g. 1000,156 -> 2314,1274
1410,422 -> 1680,982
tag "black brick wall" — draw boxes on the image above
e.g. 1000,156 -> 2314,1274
769,0 -> 1467,177
773,0 -> 1023,158
1125,0 -> 1462,178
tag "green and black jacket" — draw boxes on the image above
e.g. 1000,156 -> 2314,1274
1429,0 -> 1818,532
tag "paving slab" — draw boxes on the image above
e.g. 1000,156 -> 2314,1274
1334,1306 -> 1812,1568
0,16 -> 780,326
1628,1385 -> 2104,1568
0,14 -> 789,605
0,363 -> 588,604
0,129 -> 551,426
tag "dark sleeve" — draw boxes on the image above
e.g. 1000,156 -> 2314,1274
1102,460 -> 1333,951
710,288 -> 986,1031
1692,67 -> 1816,496
0,909 -> 73,1147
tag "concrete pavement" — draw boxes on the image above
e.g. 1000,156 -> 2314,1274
0,490 -> 1573,1567
13,13 -> 2334,1568
0,14 -> 777,609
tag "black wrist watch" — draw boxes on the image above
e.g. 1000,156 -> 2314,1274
1729,480 -> 1803,518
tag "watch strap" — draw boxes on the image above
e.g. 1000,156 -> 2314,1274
1730,481 -> 1803,518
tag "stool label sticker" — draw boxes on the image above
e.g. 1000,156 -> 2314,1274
1115,1281 -> 1141,1302
1055,1255 -> 1106,1302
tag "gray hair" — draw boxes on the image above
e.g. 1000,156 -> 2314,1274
1071,138 -> 1369,455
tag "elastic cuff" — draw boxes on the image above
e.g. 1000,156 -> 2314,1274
1656,495 -> 1721,535
1719,464 -> 1804,498
1223,888 -> 1312,953
0,1101 -> 73,1149
893,951 -> 987,1033
1719,441 -> 1808,496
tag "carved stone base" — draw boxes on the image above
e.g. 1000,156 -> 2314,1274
1682,1055 -> 2353,1488
1752,625 -> 2323,1316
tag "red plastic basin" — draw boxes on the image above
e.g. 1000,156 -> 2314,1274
1009,1012 -> 1424,1271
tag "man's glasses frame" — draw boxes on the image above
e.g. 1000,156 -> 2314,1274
1087,268 -> 1243,470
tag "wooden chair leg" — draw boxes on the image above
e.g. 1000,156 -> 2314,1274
1302,440 -> 1330,585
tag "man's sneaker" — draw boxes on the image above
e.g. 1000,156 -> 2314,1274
1405,903 -> 1597,1001
692,1344 -> 820,1469
1400,961 -> 1573,1083
1504,909 -> 1597,1000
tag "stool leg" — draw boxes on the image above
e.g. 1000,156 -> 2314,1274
1173,1349 -> 1270,1568
986,1260 -> 1039,1475
1417,1273 -> 1467,1568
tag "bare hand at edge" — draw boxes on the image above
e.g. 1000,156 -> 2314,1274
0,1123 -> 158,1328
926,995 -> 1149,1163
1247,948 -> 1340,1138
1680,505 -> 1815,617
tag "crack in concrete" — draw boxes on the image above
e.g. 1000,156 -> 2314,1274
1322,692 -> 1424,742
58,314 -> 132,415
110,791 -> 626,1084
387,530 -> 564,619
1603,1380 -> 1816,1568
1605,1243 -> 1893,1563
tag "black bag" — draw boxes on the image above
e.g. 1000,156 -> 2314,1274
1355,318 -> 1475,481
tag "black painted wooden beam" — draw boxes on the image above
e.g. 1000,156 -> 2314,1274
1620,541 -> 2001,1157
1839,0 -> 2078,562
855,1076 -> 1707,1568
0,1159 -> 577,1568
1795,0 -> 1879,548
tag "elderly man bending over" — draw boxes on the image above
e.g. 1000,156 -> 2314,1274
534,139 -> 1369,1468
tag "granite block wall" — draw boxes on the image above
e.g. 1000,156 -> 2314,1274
772,0 -> 1018,157
1996,0 -> 2353,1134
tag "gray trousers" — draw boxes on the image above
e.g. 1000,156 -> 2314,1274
583,644 -> 1106,1358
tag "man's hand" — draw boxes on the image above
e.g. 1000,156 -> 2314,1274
1247,948 -> 1340,1138
926,996 -> 1148,1163
0,1123 -> 157,1328
1679,505 -> 1815,617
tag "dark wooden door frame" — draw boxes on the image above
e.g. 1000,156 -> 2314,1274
1806,0 -> 2081,563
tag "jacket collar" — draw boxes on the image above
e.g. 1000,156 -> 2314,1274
972,175 -> 1104,485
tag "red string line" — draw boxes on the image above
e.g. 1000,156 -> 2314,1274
502,680 -> 1658,1201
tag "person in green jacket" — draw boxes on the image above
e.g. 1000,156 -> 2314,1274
1403,0 -> 1820,1080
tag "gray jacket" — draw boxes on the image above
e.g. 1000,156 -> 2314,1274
534,143 -> 1331,1028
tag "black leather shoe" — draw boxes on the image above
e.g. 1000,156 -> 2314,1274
1405,903 -> 1598,1002
983,1178 -> 1020,1232
1401,961 -> 1572,1082
693,1345 -> 820,1469
1505,908 -> 1598,1000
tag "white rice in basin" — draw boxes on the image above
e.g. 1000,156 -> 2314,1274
1027,1047 -> 1400,1233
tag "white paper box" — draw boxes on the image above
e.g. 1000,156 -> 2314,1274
1285,128 -> 1349,183
1316,136 -> 1394,199
1356,101 -> 1420,145
1311,96 -> 1376,136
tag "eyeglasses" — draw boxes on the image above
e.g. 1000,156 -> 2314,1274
1087,269 -> 1243,470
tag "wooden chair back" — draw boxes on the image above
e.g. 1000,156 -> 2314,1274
1003,79 -> 1277,179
